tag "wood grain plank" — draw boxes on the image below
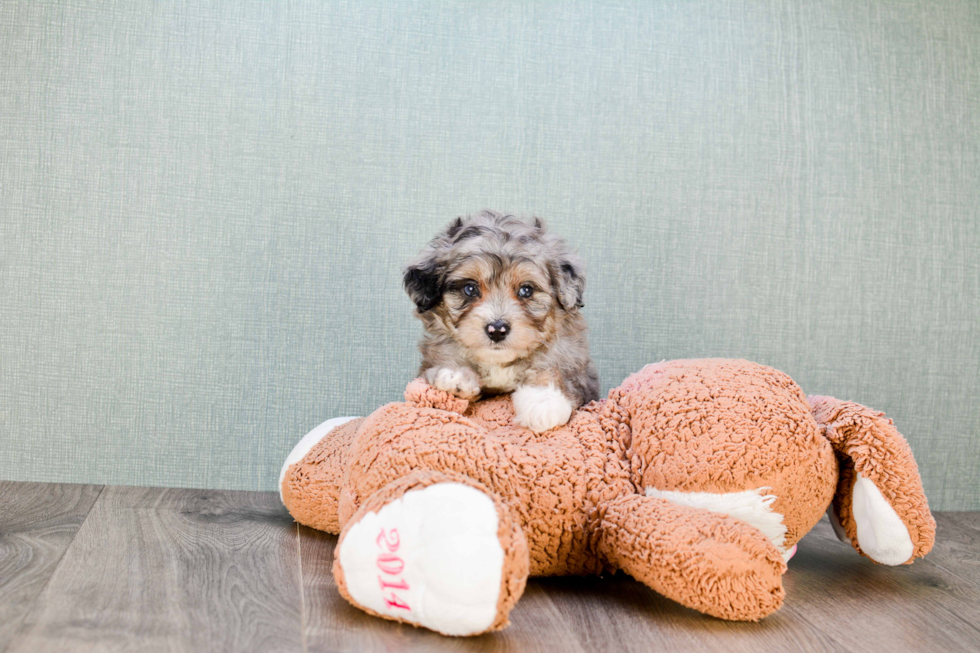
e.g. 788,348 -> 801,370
920,513 -> 980,611
0,482 -> 103,652
940,511 -> 980,535
773,516 -> 980,652
299,525 -> 586,653
6,486 -> 304,653
3,482 -> 976,653
300,513 -> 980,652
540,569 -> 845,653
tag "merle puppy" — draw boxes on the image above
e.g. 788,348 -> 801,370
403,211 -> 599,432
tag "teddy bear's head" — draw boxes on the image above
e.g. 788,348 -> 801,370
604,359 -> 837,553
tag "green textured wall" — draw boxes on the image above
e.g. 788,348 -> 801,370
1,1 -> 977,509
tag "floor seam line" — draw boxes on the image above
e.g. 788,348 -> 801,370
297,522 -> 308,653
1,484 -> 106,653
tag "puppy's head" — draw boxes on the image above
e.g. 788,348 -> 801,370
404,211 -> 585,364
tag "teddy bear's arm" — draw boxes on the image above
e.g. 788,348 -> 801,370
809,395 -> 936,565
596,494 -> 786,621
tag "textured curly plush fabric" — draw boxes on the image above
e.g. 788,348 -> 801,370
809,395 -> 936,562
339,378 -> 635,576
614,360 -> 838,549
597,494 -> 786,620
281,417 -> 365,533
281,358 -> 935,634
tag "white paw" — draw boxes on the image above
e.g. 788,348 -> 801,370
512,384 -> 573,433
337,483 -> 504,636
646,486 -> 788,553
427,367 -> 481,400
851,472 -> 914,565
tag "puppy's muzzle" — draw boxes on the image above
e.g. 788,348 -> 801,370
485,319 -> 510,343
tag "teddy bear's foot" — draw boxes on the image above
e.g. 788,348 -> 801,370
280,416 -> 364,534
333,471 -> 529,637
279,416 -> 361,501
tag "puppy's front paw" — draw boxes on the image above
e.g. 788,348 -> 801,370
512,384 -> 573,433
425,367 -> 481,400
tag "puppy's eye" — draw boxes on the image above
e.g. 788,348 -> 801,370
518,284 -> 534,299
463,283 -> 479,297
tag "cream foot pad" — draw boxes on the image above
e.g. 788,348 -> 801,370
336,482 -> 505,636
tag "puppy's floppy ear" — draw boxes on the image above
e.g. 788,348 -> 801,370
403,253 -> 443,313
403,217 -> 465,313
553,255 -> 586,311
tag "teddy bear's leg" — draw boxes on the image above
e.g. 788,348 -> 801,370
280,416 -> 364,534
809,396 -> 936,565
332,470 -> 529,637
597,494 -> 786,621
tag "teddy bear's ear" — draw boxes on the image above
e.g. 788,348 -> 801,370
809,395 -> 936,565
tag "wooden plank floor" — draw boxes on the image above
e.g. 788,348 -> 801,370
1,482 -> 978,652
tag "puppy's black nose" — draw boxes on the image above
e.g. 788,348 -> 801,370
485,320 -> 510,343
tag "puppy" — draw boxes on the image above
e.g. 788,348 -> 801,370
403,211 -> 599,432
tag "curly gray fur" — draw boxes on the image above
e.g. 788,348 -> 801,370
403,211 -> 599,409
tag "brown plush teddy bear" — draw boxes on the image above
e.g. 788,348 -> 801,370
280,359 -> 935,637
